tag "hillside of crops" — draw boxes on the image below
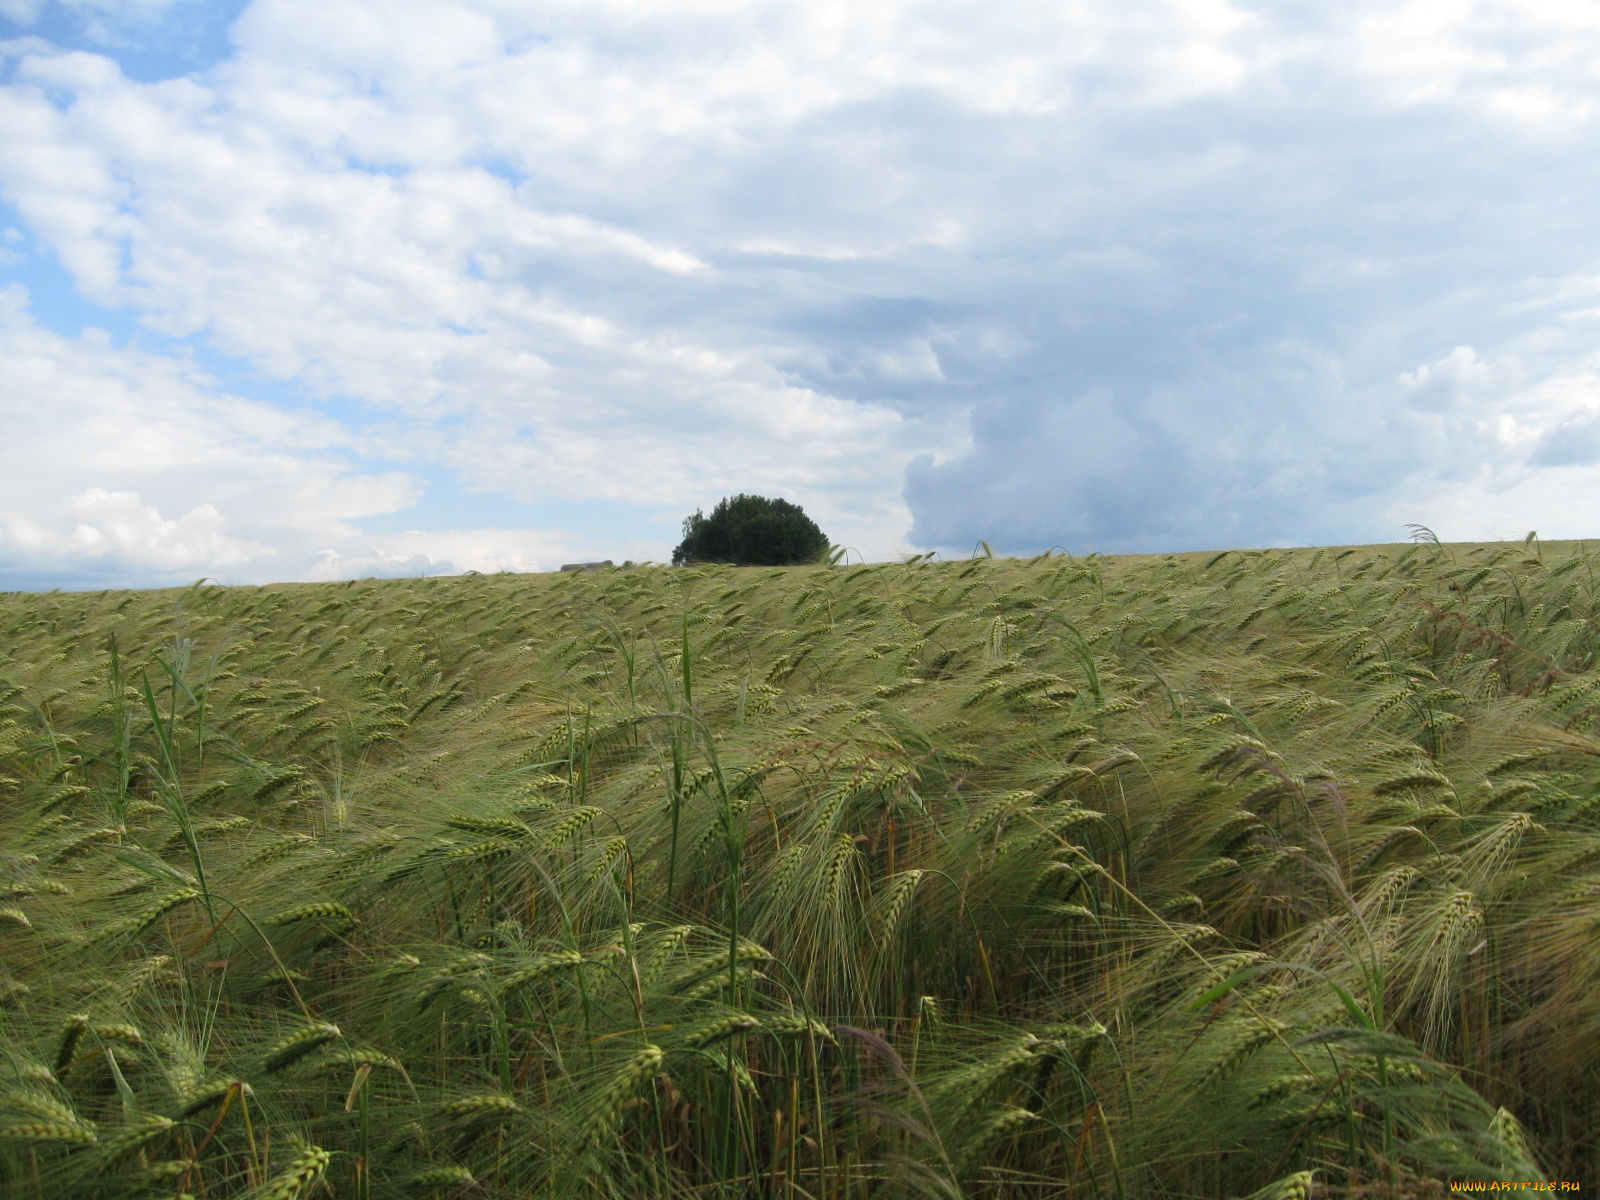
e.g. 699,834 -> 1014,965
2,541 -> 1599,1198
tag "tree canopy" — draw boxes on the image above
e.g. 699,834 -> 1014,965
671,494 -> 830,566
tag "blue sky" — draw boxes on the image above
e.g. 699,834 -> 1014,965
4,0 -> 1600,588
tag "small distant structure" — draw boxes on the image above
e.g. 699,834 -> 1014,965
559,560 -> 614,573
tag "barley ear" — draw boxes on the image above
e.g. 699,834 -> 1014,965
177,1079 -> 251,1118
683,1013 -> 761,1048
586,1044 -> 664,1143
1245,1170 -> 1315,1200
437,1093 -> 521,1124
0,1122 -> 97,1145
256,1143 -> 331,1200
406,1166 -> 478,1190
955,1106 -> 1036,1178
53,1014 -> 89,1074
88,1114 -> 175,1171
261,1024 -> 342,1073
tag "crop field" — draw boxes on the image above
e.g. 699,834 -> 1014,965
2,541 -> 1600,1197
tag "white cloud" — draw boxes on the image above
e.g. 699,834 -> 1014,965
1389,459 -> 1600,547
0,12 -> 964,580
6,0 -> 1600,584
0,287 -> 409,584
5,488 -> 267,570
1358,0 -> 1600,118
0,288 -> 727,583
305,527 -> 655,581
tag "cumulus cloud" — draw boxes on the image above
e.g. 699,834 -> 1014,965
5,0 -> 1600,586
305,528 -> 645,582
0,15 -> 950,565
0,287 -> 635,586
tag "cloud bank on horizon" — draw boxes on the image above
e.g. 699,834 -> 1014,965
3,0 -> 1600,588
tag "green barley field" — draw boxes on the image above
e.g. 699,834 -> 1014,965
2,540 -> 1598,1198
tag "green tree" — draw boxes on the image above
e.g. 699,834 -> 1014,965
672,494 -> 830,566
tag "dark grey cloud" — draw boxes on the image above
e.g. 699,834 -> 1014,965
464,8 -> 1600,551
729,54 -> 1600,549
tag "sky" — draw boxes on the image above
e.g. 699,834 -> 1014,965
4,0 -> 1600,589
